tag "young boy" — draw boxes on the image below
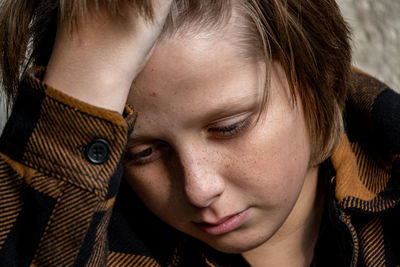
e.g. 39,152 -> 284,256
0,0 -> 399,266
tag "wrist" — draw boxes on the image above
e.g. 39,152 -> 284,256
43,31 -> 139,113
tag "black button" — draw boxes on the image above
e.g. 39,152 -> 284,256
86,139 -> 110,164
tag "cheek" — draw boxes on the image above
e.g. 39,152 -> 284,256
124,164 -> 183,221
226,110 -> 311,207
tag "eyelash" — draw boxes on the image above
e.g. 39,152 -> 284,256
126,143 -> 168,165
126,116 -> 252,165
208,116 -> 252,139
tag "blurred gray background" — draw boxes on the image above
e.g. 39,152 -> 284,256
1,0 -> 400,134
337,0 -> 400,91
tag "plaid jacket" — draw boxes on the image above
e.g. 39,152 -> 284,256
0,68 -> 399,266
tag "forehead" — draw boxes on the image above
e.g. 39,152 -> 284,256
128,38 -> 265,125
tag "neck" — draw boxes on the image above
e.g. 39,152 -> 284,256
242,167 -> 326,267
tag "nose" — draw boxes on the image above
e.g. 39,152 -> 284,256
179,149 -> 225,208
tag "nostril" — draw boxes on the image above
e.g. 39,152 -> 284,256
183,171 -> 225,208
184,186 -> 218,208
177,148 -> 226,209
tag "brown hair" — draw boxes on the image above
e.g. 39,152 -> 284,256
0,0 -> 351,165
0,0 -> 154,110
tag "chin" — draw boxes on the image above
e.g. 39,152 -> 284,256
204,231 -> 270,254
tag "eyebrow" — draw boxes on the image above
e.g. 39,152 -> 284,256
128,93 -> 261,143
199,93 -> 261,123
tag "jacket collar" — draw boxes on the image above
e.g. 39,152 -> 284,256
331,69 -> 400,213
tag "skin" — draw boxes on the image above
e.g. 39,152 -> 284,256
125,37 -> 324,266
40,1 -> 324,265
44,0 -> 173,113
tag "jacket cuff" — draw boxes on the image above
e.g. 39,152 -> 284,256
0,67 -> 135,198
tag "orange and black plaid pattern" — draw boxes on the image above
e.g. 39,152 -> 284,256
329,69 -> 400,267
0,68 -> 399,266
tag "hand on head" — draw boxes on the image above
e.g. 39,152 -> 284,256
44,0 -> 173,113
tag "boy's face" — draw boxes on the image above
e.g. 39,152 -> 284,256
125,37 -> 319,253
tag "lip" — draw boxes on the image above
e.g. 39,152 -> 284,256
195,209 -> 250,236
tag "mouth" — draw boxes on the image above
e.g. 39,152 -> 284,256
195,208 -> 250,236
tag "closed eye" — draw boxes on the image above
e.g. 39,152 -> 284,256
207,115 -> 253,139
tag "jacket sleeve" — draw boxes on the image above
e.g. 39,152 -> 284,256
0,67 -> 135,266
